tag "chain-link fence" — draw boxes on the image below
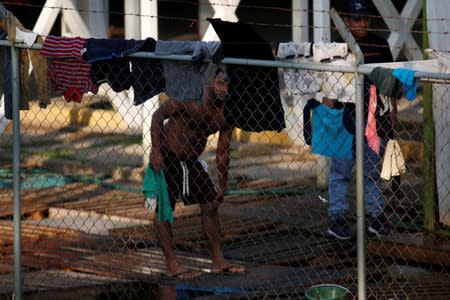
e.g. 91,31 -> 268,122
0,41 -> 449,300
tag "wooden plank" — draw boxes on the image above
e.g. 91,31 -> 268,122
367,234 -> 450,267
109,214 -> 288,251
0,269 -> 127,294
0,183 -> 104,218
0,221 -> 85,244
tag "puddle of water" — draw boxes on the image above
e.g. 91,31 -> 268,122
0,168 -> 73,189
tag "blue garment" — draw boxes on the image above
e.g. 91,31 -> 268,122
328,138 -> 387,218
310,103 -> 353,160
84,38 -> 149,63
143,166 -> 173,223
392,68 -> 417,101
0,29 -> 11,120
88,38 -> 165,105
1,44 -> 12,120
155,40 -> 223,102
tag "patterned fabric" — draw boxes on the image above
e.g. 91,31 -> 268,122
40,36 -> 98,102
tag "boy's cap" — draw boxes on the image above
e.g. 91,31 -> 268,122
346,0 -> 371,18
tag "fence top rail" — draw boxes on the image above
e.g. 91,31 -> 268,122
2,40 -> 450,81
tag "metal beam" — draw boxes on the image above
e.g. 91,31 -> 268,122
372,0 -> 422,60
33,0 -> 61,35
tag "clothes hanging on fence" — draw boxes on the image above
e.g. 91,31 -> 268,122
155,40 -> 223,102
130,43 -> 166,105
392,68 -> 417,101
0,29 -> 11,120
277,42 -> 322,98
84,38 -> 149,63
209,18 -> 285,132
277,41 -> 355,105
312,42 -> 348,62
380,139 -> 406,180
367,67 -> 402,139
276,41 -> 312,59
276,41 -> 354,146
367,66 -> 406,140
0,12 -> 49,119
40,36 -> 98,103
319,53 -> 356,104
368,67 -> 403,99
15,27 -> 37,46
27,35 -> 50,108
365,85 -> 381,155
86,38 -> 165,105
303,98 -> 353,159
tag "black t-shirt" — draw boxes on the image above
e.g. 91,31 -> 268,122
355,33 -> 394,64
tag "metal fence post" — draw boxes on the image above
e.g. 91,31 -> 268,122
11,43 -> 22,300
329,8 -> 366,299
355,72 -> 366,300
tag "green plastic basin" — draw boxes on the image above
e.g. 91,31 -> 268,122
305,284 -> 349,300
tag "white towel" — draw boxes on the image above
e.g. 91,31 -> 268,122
381,139 -> 406,180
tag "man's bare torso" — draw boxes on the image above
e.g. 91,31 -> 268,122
162,100 -> 225,160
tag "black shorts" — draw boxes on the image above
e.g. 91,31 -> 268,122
163,153 -> 216,210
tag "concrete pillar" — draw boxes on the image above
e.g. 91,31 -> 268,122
78,0 -> 109,38
60,0 -> 91,37
313,0 -> 330,42
125,0 -> 140,39
292,0 -> 309,42
141,0 -> 158,167
314,0 -> 331,187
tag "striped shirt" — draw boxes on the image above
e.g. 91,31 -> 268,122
40,36 -> 98,102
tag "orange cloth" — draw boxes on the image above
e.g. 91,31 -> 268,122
365,85 -> 381,155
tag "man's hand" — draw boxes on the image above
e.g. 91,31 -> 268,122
149,149 -> 164,172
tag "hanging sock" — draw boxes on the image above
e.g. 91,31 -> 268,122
365,85 -> 381,155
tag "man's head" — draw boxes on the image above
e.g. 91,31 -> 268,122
210,67 -> 229,101
344,0 -> 371,40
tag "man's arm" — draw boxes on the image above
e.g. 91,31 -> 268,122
215,126 -> 233,204
149,99 -> 186,172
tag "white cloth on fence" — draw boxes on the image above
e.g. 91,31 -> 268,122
277,42 -> 355,102
15,27 -> 38,46
277,42 -> 312,58
320,53 -> 356,103
381,139 -> 406,180
312,42 -> 348,62
277,42 -> 356,146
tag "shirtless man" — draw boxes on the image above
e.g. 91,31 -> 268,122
149,67 -> 245,280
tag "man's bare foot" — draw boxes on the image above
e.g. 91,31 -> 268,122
211,264 -> 246,275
